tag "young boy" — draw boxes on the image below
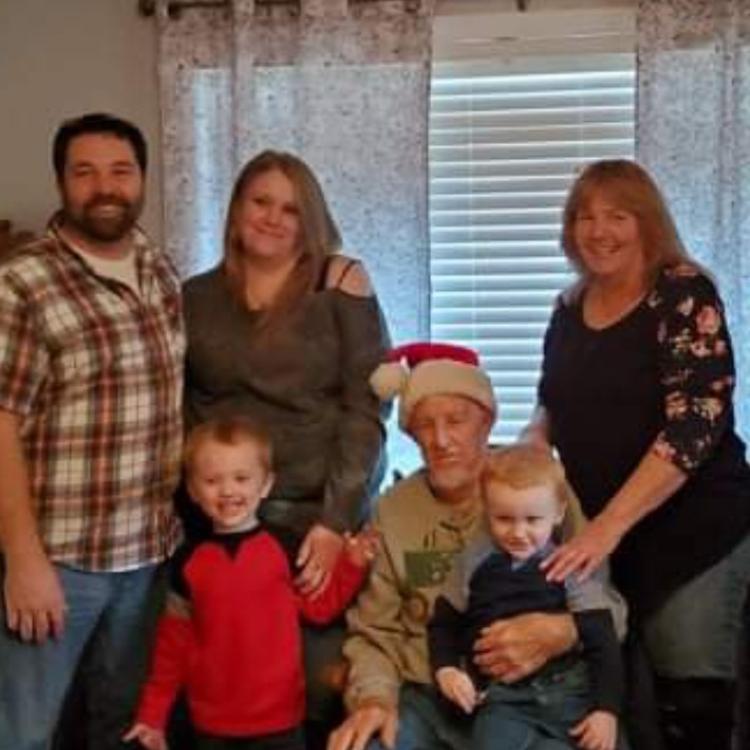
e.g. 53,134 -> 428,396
124,417 -> 375,750
428,446 -> 624,750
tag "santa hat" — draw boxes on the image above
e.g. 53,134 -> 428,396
370,342 -> 496,430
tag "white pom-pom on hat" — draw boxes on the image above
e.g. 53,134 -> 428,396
369,360 -> 408,400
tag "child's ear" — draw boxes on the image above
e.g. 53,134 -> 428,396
555,501 -> 567,526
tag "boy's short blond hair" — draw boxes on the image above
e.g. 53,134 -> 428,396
481,445 -> 575,509
183,417 -> 273,477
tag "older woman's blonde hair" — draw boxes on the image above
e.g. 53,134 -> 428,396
222,150 -> 342,322
561,159 -> 692,295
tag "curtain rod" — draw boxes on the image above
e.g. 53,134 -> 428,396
138,0 -> 424,18
138,0 -> 228,18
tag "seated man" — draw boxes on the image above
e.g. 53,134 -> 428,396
328,342 -> 626,750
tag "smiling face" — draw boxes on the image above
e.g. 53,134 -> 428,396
484,481 -> 564,561
409,394 -> 493,504
58,133 -> 144,249
234,168 -> 301,264
573,193 -> 646,285
187,438 -> 274,533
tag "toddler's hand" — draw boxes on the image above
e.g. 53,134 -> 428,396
569,709 -> 617,750
122,722 -> 168,750
435,666 -> 478,715
344,525 -> 380,568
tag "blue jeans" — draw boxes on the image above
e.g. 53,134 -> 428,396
473,661 -> 591,750
0,562 -> 163,750
643,531 -> 750,679
366,683 -> 472,750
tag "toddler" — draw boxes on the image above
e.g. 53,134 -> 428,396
428,446 -> 624,750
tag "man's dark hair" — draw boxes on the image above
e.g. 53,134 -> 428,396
52,113 -> 147,180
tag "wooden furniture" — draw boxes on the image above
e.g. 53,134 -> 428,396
0,219 -> 36,257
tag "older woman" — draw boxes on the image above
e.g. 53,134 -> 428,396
182,150 -> 390,743
523,160 -> 750,750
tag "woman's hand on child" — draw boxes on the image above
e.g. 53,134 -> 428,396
541,515 -> 623,583
296,523 -> 344,598
569,710 -> 617,750
122,722 -> 168,750
343,525 -> 380,568
435,666 -> 478,714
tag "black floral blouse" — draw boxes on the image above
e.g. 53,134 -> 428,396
539,263 -> 750,615
649,264 -> 736,473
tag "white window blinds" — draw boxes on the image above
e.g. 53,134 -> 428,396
429,53 -> 635,442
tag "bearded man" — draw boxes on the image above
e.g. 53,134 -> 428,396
0,113 -> 184,750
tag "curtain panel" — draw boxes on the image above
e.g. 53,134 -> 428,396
155,0 -> 435,343
637,0 -> 750,440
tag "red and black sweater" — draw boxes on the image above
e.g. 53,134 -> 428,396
136,525 -> 364,737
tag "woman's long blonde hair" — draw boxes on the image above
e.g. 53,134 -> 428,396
222,150 -> 342,324
561,159 -> 692,296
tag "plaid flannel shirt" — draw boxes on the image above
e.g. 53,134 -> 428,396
0,220 -> 184,571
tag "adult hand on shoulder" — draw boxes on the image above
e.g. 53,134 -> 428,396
327,701 -> 398,750
541,515 -> 624,583
473,612 -> 576,683
296,523 -> 344,598
4,549 -> 66,643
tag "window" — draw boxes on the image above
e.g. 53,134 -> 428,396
429,48 -> 635,443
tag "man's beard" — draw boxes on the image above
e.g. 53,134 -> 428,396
63,193 -> 143,244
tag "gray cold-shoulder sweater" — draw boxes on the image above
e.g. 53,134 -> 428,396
183,264 -> 390,536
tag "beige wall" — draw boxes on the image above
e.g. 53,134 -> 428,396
0,0 -> 163,241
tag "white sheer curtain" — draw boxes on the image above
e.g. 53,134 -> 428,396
155,0 -> 435,344
637,0 -> 750,441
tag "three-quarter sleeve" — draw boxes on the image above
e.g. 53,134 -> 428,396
322,292 -> 391,532
650,266 -> 737,473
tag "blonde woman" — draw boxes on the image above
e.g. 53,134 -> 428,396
182,151 -> 390,744
523,160 -> 750,749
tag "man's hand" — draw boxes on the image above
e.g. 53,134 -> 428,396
570,710 -> 618,750
4,550 -> 66,643
473,612 -> 576,683
435,666 -> 478,714
327,701 -> 398,750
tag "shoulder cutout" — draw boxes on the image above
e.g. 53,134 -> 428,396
325,255 -> 373,297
